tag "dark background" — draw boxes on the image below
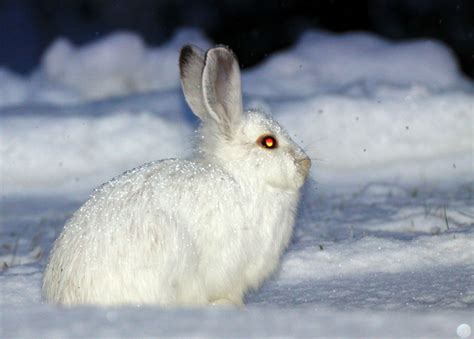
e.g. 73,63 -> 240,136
1,0 -> 473,79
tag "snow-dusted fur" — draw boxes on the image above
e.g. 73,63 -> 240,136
42,45 -> 311,306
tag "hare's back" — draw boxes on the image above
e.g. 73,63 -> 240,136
69,158 -> 234,234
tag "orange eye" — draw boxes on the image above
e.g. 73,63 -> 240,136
259,135 -> 278,149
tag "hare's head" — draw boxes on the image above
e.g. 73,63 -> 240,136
179,45 -> 310,191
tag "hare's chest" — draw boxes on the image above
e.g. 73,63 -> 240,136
196,190 -> 297,296
206,198 -> 295,291
241,203 -> 296,285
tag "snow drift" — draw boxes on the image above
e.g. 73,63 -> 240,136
1,29 -> 472,195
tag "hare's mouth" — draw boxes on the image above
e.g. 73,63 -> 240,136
265,160 -> 310,192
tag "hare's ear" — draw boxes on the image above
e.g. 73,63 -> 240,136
202,46 -> 243,135
179,45 -> 208,120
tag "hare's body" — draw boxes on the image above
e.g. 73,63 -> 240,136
43,45 -> 310,306
43,159 -> 298,305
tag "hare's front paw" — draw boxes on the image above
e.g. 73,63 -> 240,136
210,298 -> 244,308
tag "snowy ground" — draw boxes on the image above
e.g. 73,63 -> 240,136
1,29 -> 473,337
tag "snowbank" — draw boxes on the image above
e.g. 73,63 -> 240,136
41,29 -> 211,100
1,29 -> 472,195
0,28 -> 211,107
243,30 -> 471,98
0,93 -> 192,195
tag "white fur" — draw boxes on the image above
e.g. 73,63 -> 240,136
42,45 -> 311,306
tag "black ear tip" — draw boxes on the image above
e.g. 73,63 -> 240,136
179,45 -> 194,68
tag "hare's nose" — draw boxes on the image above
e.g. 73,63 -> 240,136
296,157 -> 311,177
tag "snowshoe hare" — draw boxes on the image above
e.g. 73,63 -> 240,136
42,45 -> 311,306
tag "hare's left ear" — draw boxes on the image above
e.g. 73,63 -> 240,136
179,45 -> 208,120
202,46 -> 243,135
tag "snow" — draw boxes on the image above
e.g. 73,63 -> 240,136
243,30 -> 471,98
1,28 -> 473,337
0,28 -> 211,107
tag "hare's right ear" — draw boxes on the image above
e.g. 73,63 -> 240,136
202,46 -> 243,136
179,45 -> 209,120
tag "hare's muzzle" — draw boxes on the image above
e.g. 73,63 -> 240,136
296,157 -> 311,179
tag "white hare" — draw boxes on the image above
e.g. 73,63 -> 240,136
42,45 -> 311,306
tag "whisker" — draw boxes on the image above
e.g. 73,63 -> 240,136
309,157 -> 325,163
